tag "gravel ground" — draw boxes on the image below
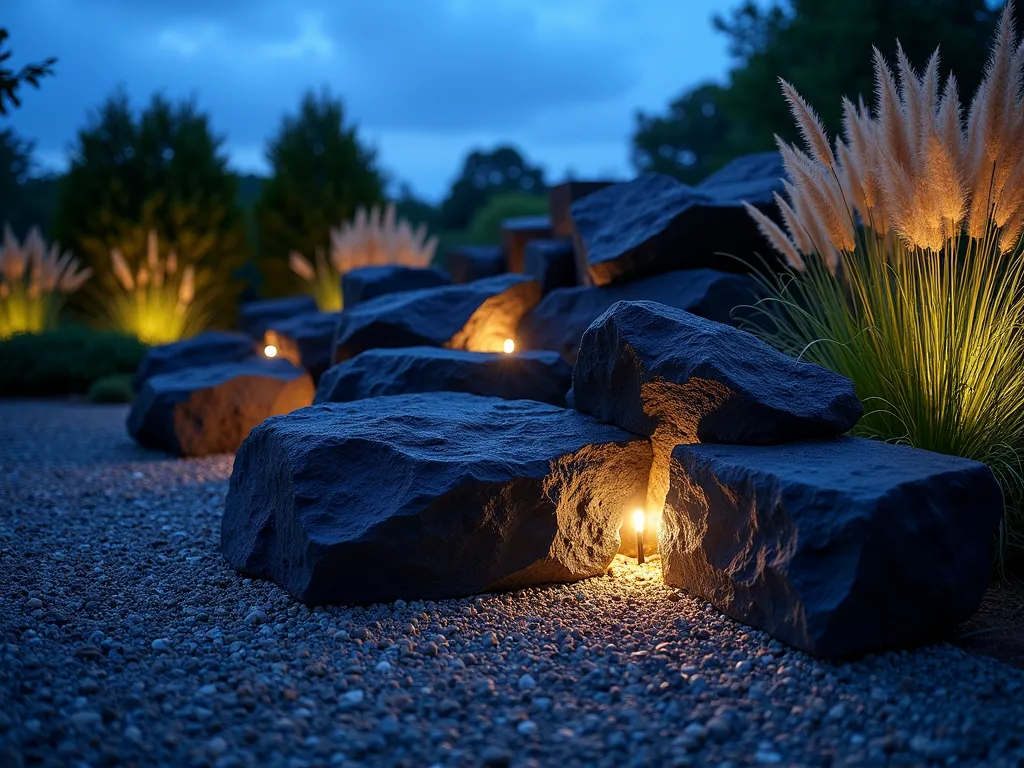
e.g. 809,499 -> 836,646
2,400 -> 1024,768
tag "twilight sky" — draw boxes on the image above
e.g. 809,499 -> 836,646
5,0 -> 738,201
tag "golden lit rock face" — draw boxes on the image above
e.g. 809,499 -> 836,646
446,280 -> 541,353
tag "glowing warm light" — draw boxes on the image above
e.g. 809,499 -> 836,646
633,509 -> 645,533
264,344 -> 278,358
503,338 -> 515,354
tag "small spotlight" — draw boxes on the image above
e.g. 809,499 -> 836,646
633,509 -> 646,565
264,344 -> 278,358
503,338 -> 515,354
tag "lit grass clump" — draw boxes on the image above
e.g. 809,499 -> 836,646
107,229 -> 204,344
744,3 -> 1024,561
289,203 -> 439,311
0,224 -> 91,338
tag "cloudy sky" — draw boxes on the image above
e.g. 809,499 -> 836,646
6,0 -> 738,201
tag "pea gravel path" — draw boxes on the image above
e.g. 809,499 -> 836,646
2,401 -> 1023,768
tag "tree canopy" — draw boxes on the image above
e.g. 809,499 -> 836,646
53,90 -> 248,322
633,0 -> 1003,181
255,90 -> 385,296
437,146 -> 546,232
0,28 -> 56,115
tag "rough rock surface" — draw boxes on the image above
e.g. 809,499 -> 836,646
222,393 -> 652,605
518,269 -> 759,364
446,245 -> 507,284
133,331 -> 255,391
524,238 -> 577,294
333,275 -> 541,364
127,359 -> 314,457
549,180 -> 615,237
239,295 -> 318,340
341,265 -> 451,308
573,300 -> 862,512
696,151 -> 787,203
265,311 -> 342,382
315,347 -> 573,407
502,216 -> 552,273
662,438 -> 1003,658
570,164 -> 785,286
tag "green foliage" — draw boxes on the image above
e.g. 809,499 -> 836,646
52,90 -> 249,325
465,192 -> 549,245
633,0 -> 1002,178
0,29 -> 56,115
438,146 -> 545,232
0,327 -> 147,397
632,84 -> 734,184
86,373 -> 135,403
0,128 -> 60,241
256,90 -> 385,297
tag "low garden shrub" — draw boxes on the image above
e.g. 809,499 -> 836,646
743,6 -> 1024,570
86,373 -> 135,403
0,326 -> 147,397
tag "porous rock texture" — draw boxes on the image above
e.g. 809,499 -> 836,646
573,300 -> 862,514
340,265 -> 451,308
661,438 -> 1003,658
315,347 -> 573,407
265,311 -> 342,382
127,359 -> 315,457
517,269 -> 758,364
221,393 -> 652,605
132,331 -> 255,391
332,275 -> 541,364
570,159 -> 785,286
238,295 -> 319,340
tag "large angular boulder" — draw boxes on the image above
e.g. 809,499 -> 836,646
549,180 -> 615,238
524,238 -> 577,294
517,269 -> 759,364
315,347 -> 573,407
573,301 -> 862,513
696,151 -> 786,203
221,393 -> 652,605
127,359 -> 314,457
501,215 -> 551,273
265,312 -> 341,383
446,245 -> 507,284
239,295 -> 318,340
661,438 -> 1003,658
333,274 -> 541,364
133,331 -> 255,391
570,163 -> 786,286
341,265 -> 451,308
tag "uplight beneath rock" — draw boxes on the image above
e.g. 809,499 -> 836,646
503,338 -> 515,354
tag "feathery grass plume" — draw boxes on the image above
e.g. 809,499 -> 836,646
104,230 -> 206,344
0,224 -> 92,338
742,1 -> 1024,573
289,202 -> 439,311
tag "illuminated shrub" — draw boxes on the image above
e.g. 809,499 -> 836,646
106,229 -> 205,344
0,224 -> 91,338
289,203 -> 438,311
744,4 -> 1024,563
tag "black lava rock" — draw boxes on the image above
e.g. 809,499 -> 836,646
570,161 -> 786,286
265,312 -> 343,382
239,295 -> 319,340
446,245 -> 507,284
661,438 -> 1003,658
573,300 -> 862,512
517,269 -> 759,364
315,347 -> 573,407
502,215 -> 551,273
333,274 -> 540,364
127,359 -> 315,457
341,265 -> 452,308
133,331 -> 255,391
549,180 -> 615,237
524,238 -> 577,293
221,393 -> 652,605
